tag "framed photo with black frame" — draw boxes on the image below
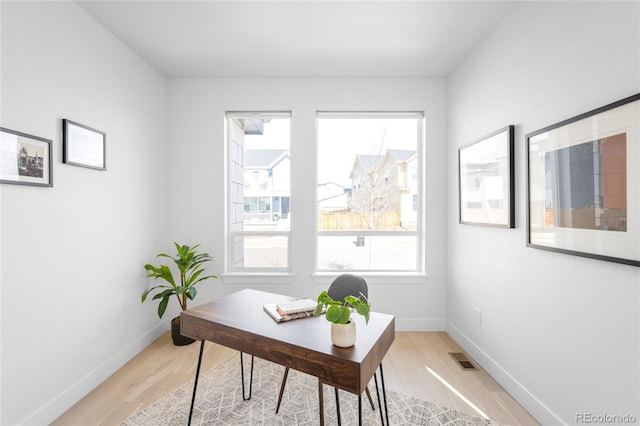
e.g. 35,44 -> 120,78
63,119 -> 106,170
458,125 -> 515,228
0,127 -> 53,187
526,93 -> 640,267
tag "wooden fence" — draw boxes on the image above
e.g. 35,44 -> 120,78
318,211 -> 401,230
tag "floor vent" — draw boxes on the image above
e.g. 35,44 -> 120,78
449,352 -> 478,371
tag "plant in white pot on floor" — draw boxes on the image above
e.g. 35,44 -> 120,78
142,242 -> 218,345
313,290 -> 370,347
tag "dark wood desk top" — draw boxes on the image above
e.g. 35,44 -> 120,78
181,288 -> 395,394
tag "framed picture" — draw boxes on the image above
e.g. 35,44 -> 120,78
0,127 -> 53,187
458,125 -> 514,227
526,93 -> 640,266
63,119 -> 106,170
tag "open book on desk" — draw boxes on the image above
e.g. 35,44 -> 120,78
263,303 -> 318,323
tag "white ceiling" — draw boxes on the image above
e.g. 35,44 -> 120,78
76,1 -> 514,78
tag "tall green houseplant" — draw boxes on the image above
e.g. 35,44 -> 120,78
143,243 -> 217,344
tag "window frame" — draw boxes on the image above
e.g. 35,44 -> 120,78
314,111 -> 425,274
225,111 -> 293,275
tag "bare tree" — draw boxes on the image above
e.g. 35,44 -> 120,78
348,130 -> 401,230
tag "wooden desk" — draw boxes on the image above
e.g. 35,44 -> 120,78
181,288 -> 395,425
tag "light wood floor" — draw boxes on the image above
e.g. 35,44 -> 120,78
52,332 -> 538,425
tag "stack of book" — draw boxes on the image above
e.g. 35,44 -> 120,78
263,298 -> 317,323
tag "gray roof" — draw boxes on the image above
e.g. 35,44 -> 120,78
349,150 -> 416,178
386,149 -> 416,162
354,154 -> 384,169
349,155 -> 383,179
244,149 -> 289,169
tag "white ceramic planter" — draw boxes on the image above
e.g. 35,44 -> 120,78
331,321 -> 356,347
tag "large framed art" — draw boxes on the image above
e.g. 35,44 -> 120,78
0,127 -> 53,187
526,93 -> 640,266
459,125 -> 514,227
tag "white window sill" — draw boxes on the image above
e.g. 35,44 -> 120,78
221,272 -> 427,286
311,272 -> 428,286
221,273 -> 296,285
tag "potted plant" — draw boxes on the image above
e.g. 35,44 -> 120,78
313,290 -> 371,347
142,242 -> 218,345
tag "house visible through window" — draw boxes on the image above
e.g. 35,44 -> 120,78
316,112 -> 424,272
226,112 -> 291,271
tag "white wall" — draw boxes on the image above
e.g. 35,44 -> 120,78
166,78 -> 448,331
5,2 -> 637,425
447,2 -> 640,424
1,2 -> 168,424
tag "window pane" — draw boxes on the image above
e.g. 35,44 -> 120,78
317,115 -> 419,231
317,113 -> 422,272
317,235 -> 417,271
227,112 -> 291,271
231,235 -> 288,269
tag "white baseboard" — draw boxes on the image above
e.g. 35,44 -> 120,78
445,321 -> 565,425
19,322 -> 167,426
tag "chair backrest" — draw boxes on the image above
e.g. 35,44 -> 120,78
327,273 -> 368,303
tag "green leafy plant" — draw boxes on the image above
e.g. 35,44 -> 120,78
142,243 -> 217,319
313,290 -> 371,324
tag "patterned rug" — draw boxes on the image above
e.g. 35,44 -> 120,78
122,354 -> 499,425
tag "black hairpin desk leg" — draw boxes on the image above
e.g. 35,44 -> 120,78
335,384 -> 375,426
374,372 -> 384,425
335,388 -> 342,426
380,364 -> 390,425
240,352 -> 254,400
188,340 -> 206,426
372,363 -> 390,426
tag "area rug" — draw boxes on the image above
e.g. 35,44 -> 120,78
122,354 -> 499,426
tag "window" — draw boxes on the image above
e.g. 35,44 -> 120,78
227,112 -> 291,272
316,112 -> 424,272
